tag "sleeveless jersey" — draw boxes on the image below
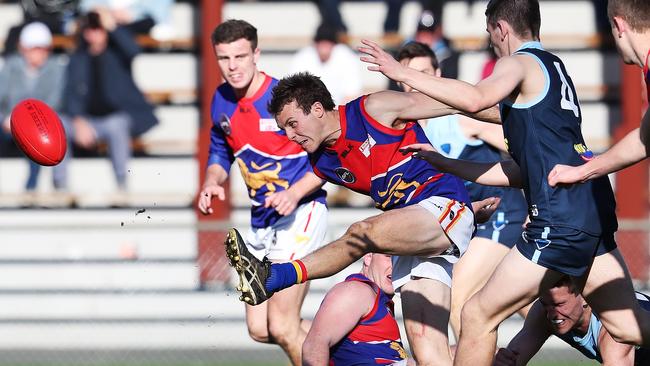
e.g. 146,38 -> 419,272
500,42 -> 617,236
310,96 -> 471,211
209,73 -> 326,228
558,292 -> 650,364
423,115 -> 527,216
329,273 -> 407,366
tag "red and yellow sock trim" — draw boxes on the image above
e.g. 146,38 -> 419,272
291,260 -> 308,284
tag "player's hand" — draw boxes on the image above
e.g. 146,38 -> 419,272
493,348 -> 518,366
472,196 -> 500,224
400,143 -> 445,167
264,189 -> 299,216
358,39 -> 407,82
72,117 -> 97,149
198,184 -> 226,215
547,163 -> 585,187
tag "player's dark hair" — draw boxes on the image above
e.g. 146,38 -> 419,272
608,0 -> 650,32
485,0 -> 541,40
211,19 -> 258,49
268,72 -> 336,117
396,42 -> 439,70
553,276 -> 580,295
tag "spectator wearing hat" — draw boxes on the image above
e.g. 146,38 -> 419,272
0,21 -> 70,204
289,23 -> 362,106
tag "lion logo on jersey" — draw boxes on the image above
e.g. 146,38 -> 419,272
377,174 -> 421,209
236,159 -> 290,197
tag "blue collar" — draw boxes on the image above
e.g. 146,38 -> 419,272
516,41 -> 544,52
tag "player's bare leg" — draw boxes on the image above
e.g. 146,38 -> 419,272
401,277 -> 453,366
454,248 -> 562,366
245,303 -> 270,343
450,237 -> 512,339
580,248 -> 650,346
300,205 -> 454,280
267,282 -> 311,365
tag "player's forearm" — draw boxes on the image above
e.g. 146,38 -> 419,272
287,172 -> 325,199
434,156 -> 521,188
463,105 -> 502,125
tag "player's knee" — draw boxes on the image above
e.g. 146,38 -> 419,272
246,322 -> 270,343
345,220 -> 381,253
459,297 -> 489,335
268,317 -> 298,346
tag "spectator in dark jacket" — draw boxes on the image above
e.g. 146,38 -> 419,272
62,8 -> 157,198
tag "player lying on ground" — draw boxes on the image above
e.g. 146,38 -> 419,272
494,276 -> 650,366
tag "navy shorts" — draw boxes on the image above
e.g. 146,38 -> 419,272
475,209 -> 525,249
516,226 -> 617,277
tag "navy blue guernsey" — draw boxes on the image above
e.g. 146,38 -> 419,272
500,42 -> 617,236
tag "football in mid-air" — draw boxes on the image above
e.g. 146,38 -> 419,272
10,99 -> 66,166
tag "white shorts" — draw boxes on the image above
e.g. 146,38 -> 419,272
246,201 -> 328,261
392,196 -> 474,290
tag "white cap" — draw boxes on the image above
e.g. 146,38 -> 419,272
19,22 -> 53,49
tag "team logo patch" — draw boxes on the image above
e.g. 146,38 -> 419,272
574,143 -> 594,161
219,113 -> 231,135
334,167 -> 356,183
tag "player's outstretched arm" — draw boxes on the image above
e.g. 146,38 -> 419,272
458,116 -> 508,151
401,144 -> 522,188
198,164 -> 228,215
265,172 -> 325,216
359,39 -> 524,114
302,282 -> 375,366
495,301 -> 553,366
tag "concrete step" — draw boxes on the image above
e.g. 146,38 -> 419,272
0,262 -> 199,291
0,209 -> 196,260
0,158 -> 197,208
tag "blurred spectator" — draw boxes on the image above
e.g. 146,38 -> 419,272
62,9 -> 158,203
2,0 -> 80,56
289,23 -> 362,105
410,9 -> 459,79
79,0 -> 174,40
316,0 -> 405,46
0,22 -> 68,202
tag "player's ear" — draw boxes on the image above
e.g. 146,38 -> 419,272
362,253 -> 373,267
496,20 -> 508,41
253,47 -> 261,64
311,102 -> 324,118
611,16 -> 627,38
435,68 -> 442,77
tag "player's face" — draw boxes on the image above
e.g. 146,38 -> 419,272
276,100 -> 323,153
367,254 -> 394,296
214,38 -> 260,91
539,286 -> 586,335
399,56 -> 439,92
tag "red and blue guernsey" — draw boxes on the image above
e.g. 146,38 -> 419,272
209,73 -> 326,228
310,96 -> 470,210
329,273 -> 407,366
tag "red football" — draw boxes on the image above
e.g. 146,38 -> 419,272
10,99 -> 67,166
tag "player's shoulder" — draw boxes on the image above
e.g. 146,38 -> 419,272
326,279 -> 376,302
